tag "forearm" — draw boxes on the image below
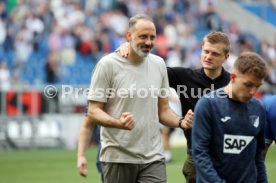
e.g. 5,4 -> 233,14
87,101 -> 134,130
158,97 -> 193,129
159,106 -> 180,128
88,107 -> 121,128
77,122 -> 94,157
193,122 -> 224,182
194,150 -> 225,183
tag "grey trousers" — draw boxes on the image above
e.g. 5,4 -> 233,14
102,159 -> 166,183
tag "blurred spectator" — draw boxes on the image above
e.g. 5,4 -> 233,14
14,25 -> 33,69
48,25 -> 62,52
166,45 -> 185,67
0,62 -> 11,91
263,95 -> 276,158
0,1 -> 6,52
25,11 -> 45,51
260,38 -> 276,85
180,26 -> 198,52
73,23 -> 92,55
199,0 -> 222,31
45,52 -> 59,84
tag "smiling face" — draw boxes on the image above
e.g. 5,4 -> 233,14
126,18 -> 156,60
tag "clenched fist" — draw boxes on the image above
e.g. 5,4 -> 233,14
119,112 -> 135,130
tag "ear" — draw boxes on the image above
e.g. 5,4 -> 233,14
126,31 -> 131,42
221,54 -> 230,64
230,73 -> 237,80
225,53 -> 229,61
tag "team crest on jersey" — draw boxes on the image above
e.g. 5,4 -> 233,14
249,115 -> 259,128
223,134 -> 253,154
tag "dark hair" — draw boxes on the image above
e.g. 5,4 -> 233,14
202,31 -> 230,55
234,51 -> 267,79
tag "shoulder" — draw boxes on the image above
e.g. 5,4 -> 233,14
250,97 -> 264,106
204,88 -> 224,98
97,52 -> 121,65
148,53 -> 166,65
249,98 -> 266,112
196,93 -> 213,108
167,66 -> 195,76
199,88 -> 226,105
221,68 -> 231,80
222,67 -> 230,76
95,53 -> 127,72
194,95 -> 213,118
147,54 -> 168,74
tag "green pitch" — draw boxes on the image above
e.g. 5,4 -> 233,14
0,146 -> 276,183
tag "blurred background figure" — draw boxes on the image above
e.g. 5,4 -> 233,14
263,95 -> 276,158
0,62 -> 11,91
45,52 -> 59,84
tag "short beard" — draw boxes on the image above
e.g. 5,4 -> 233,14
131,42 -> 149,58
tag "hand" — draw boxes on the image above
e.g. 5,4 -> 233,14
181,109 -> 194,129
115,42 -> 129,58
77,156 -> 88,177
119,112 -> 135,130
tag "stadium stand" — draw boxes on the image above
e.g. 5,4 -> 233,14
240,1 -> 276,26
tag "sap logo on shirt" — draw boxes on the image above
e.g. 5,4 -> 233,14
223,134 -> 253,154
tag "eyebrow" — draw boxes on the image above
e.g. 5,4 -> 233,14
203,48 -> 222,55
244,81 -> 262,87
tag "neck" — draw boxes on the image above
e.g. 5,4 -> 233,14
128,48 -> 145,62
204,67 -> 222,80
224,83 -> 237,101
129,54 -> 145,62
224,84 -> 231,96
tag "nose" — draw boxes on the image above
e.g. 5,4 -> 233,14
206,53 -> 212,60
249,87 -> 258,96
145,38 -> 153,46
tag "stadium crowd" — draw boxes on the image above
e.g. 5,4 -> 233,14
0,0 -> 275,94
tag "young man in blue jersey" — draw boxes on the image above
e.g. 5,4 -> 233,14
192,51 -> 268,183
262,95 -> 276,158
